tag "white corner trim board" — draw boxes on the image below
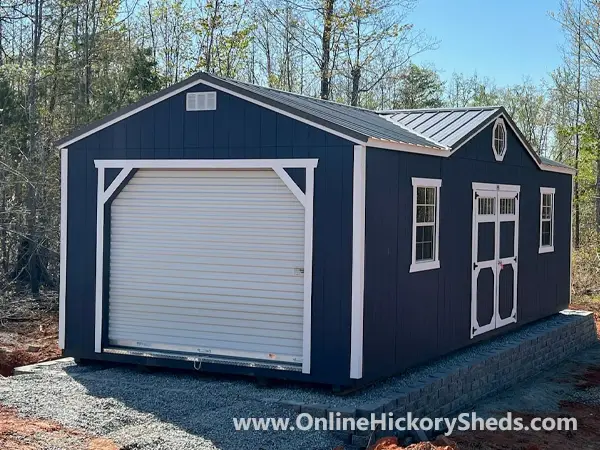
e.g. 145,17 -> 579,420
58,148 -> 68,350
93,158 -> 318,375
350,145 -> 366,380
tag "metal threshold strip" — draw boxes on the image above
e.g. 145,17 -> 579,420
103,347 -> 303,372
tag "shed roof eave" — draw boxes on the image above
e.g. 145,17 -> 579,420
365,137 -> 451,156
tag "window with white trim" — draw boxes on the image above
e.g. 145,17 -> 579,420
411,178 -> 441,273
539,187 -> 555,253
492,118 -> 507,161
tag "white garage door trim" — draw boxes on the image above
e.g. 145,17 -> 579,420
94,158 -> 318,374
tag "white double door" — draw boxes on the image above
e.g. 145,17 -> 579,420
471,183 -> 520,338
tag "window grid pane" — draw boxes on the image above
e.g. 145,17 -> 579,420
414,184 -> 438,264
500,198 -> 516,215
478,197 -> 495,215
540,192 -> 554,248
416,225 -> 435,261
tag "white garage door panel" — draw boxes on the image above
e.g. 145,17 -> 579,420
109,309 -> 304,329
109,299 -> 303,319
111,261 -> 304,277
109,331 -> 302,356
108,168 -> 306,364
111,267 -> 303,285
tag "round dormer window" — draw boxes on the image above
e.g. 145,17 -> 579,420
493,118 -> 507,161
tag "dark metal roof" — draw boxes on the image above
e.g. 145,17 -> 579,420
379,107 -> 500,148
539,156 -> 573,169
57,72 -> 445,149
53,74 -> 576,174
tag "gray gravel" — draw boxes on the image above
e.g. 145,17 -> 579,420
0,363 -> 339,450
0,312 -> 594,449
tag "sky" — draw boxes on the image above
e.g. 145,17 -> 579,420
410,0 -> 565,87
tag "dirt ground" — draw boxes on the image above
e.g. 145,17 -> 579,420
0,405 -> 119,450
0,313 -> 61,377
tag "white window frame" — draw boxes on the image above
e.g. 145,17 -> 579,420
539,187 -> 555,253
492,118 -> 507,162
410,177 -> 441,273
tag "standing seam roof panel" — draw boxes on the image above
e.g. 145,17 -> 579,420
410,111 -> 453,134
422,111 -> 471,140
223,78 -> 444,148
438,109 -> 498,146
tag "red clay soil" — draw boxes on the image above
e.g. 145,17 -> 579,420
0,405 -> 119,450
358,401 -> 600,450
0,314 -> 61,377
569,364 -> 600,390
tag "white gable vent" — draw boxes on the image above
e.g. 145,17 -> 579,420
186,92 -> 217,111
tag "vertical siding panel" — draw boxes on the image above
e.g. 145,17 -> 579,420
363,149 -> 399,379
140,108 -> 155,154
213,93 -> 229,149
276,115 -> 294,147
308,145 -> 327,380
113,121 -> 126,150
183,111 -> 199,151
125,114 -> 141,160
260,109 -> 277,148
229,98 -> 245,148
169,94 -> 184,157
244,103 -> 262,150
96,127 -> 112,151
66,147 -> 87,353
325,147 -> 344,372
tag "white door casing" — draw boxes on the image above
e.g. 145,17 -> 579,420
94,159 -> 317,374
471,183 -> 520,338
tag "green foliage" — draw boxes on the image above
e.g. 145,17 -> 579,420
393,64 -> 444,109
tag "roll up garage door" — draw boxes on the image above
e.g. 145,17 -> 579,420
107,169 -> 306,366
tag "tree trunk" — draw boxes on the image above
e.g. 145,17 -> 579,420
25,0 -> 43,294
49,4 -> 65,114
0,169 -> 7,275
320,0 -> 334,100
596,150 -> 600,234
350,67 -> 360,106
205,0 -> 220,73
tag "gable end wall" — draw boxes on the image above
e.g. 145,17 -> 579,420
64,83 -> 355,385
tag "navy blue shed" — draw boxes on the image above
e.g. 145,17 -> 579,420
56,73 -> 575,387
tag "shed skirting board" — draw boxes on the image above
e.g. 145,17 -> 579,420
93,159 -> 318,374
350,145 -> 366,379
58,148 -> 68,350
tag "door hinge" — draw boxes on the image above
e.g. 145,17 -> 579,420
473,262 -> 478,270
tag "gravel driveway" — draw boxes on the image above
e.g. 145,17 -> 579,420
0,362 -> 340,450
